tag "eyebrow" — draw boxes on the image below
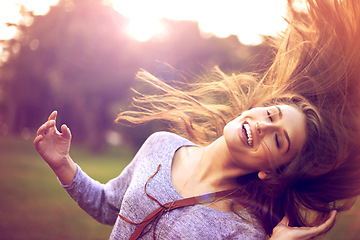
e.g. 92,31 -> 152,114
275,106 -> 291,153
275,106 -> 283,118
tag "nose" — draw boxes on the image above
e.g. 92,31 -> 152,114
256,121 -> 278,136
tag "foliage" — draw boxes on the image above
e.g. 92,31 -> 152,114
0,0 -> 271,150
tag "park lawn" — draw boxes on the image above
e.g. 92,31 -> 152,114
0,136 -> 133,240
0,136 -> 359,240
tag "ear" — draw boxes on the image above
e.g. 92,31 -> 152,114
258,171 -> 268,180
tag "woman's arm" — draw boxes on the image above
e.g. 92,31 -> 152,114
34,111 -> 127,225
34,110 -> 77,185
270,210 -> 337,240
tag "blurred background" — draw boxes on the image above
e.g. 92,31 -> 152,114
0,0 -> 359,239
0,0 -> 285,150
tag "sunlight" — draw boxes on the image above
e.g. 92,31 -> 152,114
0,2 -> 21,40
0,0 -> 59,63
0,0 -> 290,46
0,0 -> 59,37
110,0 -> 288,45
111,0 -> 170,42
0,0 -> 296,48
15,0 -> 59,15
126,17 -> 167,42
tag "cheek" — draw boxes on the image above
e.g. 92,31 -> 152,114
259,137 -> 273,157
241,145 -> 272,170
255,148 -> 272,169
224,119 -> 242,143
256,140 -> 276,169
261,144 -> 292,169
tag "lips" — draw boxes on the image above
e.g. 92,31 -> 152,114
239,121 -> 254,148
244,123 -> 253,147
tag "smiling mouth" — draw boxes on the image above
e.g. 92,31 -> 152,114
243,122 -> 253,147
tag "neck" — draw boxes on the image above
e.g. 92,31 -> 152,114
172,136 -> 254,199
171,137 -> 252,212
194,137 -> 251,191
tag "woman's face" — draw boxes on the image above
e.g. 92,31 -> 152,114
223,105 -> 307,173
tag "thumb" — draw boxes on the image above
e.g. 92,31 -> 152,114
61,124 -> 72,140
279,215 -> 290,226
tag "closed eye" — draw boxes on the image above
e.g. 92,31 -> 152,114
275,133 -> 280,148
267,110 -> 273,122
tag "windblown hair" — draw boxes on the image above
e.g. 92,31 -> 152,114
117,0 -> 360,236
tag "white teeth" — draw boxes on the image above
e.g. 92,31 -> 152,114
244,123 -> 253,147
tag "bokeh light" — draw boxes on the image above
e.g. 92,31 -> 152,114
0,0 -> 289,45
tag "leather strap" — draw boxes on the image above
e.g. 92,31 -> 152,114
118,164 -> 239,239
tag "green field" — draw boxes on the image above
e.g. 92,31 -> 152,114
0,136 -> 359,240
0,136 -> 133,240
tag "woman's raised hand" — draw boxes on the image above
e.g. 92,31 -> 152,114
34,111 -> 77,185
270,210 -> 337,240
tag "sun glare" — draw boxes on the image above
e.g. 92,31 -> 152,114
0,2 -> 21,41
126,18 -> 167,42
110,0 -> 288,45
0,0 -> 59,37
0,0 -> 59,63
0,0 -> 292,46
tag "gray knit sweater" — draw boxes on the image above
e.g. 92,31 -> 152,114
63,132 -> 266,239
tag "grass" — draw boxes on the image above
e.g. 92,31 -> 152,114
0,135 -> 133,240
0,136 -> 359,239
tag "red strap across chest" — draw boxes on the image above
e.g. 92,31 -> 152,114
118,164 -> 239,240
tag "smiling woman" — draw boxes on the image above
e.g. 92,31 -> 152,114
113,0 -> 360,237
223,104 -> 307,176
33,0 -> 360,239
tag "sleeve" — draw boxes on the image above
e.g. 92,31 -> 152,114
62,159 -> 136,226
61,132 -> 173,226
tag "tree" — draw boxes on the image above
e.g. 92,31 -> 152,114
0,0 -> 272,151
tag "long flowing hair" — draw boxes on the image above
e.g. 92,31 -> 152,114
117,0 -> 360,235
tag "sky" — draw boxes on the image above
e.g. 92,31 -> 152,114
0,0 -> 292,58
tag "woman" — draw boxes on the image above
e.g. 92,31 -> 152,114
35,104 -> 333,239
34,0 -> 359,239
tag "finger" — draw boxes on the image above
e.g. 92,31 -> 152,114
61,124 -> 71,140
37,123 -> 46,136
302,210 -> 337,238
48,119 -> 56,132
33,135 -> 43,145
37,117 -> 56,135
312,210 -> 336,234
33,135 -> 44,151
48,110 -> 57,121
279,215 -> 290,226
37,121 -> 52,136
320,210 -> 337,232
42,119 -> 59,137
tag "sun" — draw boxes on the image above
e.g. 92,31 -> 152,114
126,17 -> 167,42
110,0 -> 289,45
0,0 -> 297,46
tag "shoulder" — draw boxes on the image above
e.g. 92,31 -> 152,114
134,131 -> 196,161
143,131 -> 194,149
146,131 -> 188,141
209,209 -> 266,239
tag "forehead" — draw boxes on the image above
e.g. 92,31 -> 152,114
277,105 -> 307,155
